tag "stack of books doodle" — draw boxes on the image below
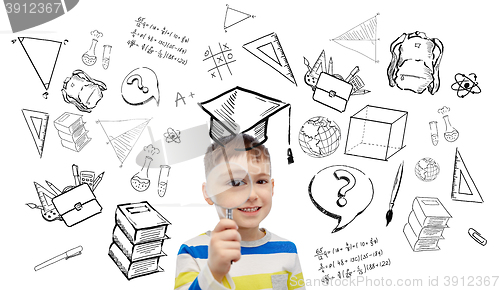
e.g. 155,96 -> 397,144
54,112 -> 91,152
403,197 -> 452,252
108,201 -> 171,280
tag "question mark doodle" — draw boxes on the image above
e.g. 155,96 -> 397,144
333,169 -> 356,207
126,74 -> 149,94
64,39 -> 68,45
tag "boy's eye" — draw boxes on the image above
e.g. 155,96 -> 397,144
228,179 -> 246,187
256,179 -> 268,184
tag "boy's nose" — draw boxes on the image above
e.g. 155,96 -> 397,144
247,186 -> 259,200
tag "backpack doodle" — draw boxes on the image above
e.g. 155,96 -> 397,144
387,31 -> 444,95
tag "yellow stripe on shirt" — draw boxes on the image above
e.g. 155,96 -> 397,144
175,271 -> 199,289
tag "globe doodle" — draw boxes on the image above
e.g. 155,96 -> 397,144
298,116 -> 341,158
415,158 -> 440,182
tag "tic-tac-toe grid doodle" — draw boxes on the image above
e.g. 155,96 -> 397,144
203,43 -> 236,80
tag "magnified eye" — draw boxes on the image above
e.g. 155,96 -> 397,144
228,179 -> 246,187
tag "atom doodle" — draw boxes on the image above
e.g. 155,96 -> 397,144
451,73 -> 481,98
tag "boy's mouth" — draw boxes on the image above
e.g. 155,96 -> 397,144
238,206 -> 261,213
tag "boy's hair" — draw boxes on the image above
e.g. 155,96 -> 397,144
204,134 -> 271,177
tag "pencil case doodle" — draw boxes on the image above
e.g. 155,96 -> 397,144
61,69 -> 107,113
387,31 -> 443,95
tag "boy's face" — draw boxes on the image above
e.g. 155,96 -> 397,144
203,154 -> 274,230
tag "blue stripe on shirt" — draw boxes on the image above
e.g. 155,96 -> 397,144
188,277 -> 201,290
178,241 -> 297,259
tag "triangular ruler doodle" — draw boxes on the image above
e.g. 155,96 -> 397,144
451,148 -> 483,203
98,118 -> 151,167
331,14 -> 379,62
18,37 -> 62,91
224,6 -> 252,31
22,109 -> 49,158
243,32 -> 297,85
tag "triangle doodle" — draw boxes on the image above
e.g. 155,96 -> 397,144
331,14 -> 379,62
98,118 -> 151,167
224,6 -> 252,30
19,37 -> 62,91
451,148 -> 483,203
243,32 -> 297,85
22,109 -> 49,158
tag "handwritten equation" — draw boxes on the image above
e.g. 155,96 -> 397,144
126,17 -> 190,65
314,237 -> 391,283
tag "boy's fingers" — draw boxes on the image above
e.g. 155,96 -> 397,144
216,229 -> 241,242
213,219 -> 238,233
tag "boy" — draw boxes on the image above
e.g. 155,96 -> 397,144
175,134 -> 304,289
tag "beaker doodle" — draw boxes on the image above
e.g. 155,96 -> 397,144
157,165 -> 171,197
82,39 -> 98,66
102,45 -> 112,70
131,156 -> 153,192
443,115 -> 459,142
429,121 -> 439,146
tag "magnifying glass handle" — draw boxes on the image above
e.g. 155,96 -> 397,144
226,208 -> 233,220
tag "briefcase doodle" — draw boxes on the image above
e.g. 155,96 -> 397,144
53,183 -> 102,227
312,72 -> 353,112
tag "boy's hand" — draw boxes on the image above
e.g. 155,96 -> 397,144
208,219 -> 241,283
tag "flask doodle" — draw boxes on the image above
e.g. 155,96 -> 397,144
121,67 -> 160,106
309,165 -> 373,233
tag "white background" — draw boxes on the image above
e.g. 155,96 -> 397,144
1,0 -> 499,289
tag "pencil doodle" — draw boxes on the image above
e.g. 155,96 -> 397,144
330,13 -> 380,62
102,45 -> 112,70
164,128 -> 181,143
121,67 -> 160,106
298,116 -> 341,158
203,43 -> 236,80
109,201 -> 171,280
62,70 -> 107,113
452,148 -> 483,203
403,197 -> 452,252
451,73 -> 481,98
158,165 -> 171,197
199,86 -> 292,158
97,118 -> 151,167
344,105 -> 408,161
243,32 -> 297,85
18,37 -> 62,96
224,4 -> 255,32
54,112 -> 91,152
34,245 -> 83,271
438,106 -> 459,142
304,50 -> 369,112
386,161 -> 404,226
387,31 -> 443,95
21,109 -> 49,158
308,165 -> 374,233
469,228 -> 487,246
415,158 -> 440,182
429,121 -> 439,146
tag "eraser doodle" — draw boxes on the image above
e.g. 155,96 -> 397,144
308,165 -> 374,233
121,67 -> 160,106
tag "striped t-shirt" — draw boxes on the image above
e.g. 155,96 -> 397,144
175,228 -> 305,289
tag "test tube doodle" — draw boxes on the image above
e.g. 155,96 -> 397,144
158,165 -> 171,197
102,45 -> 112,70
429,121 -> 439,146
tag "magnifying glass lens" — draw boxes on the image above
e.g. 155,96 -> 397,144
206,162 -> 252,210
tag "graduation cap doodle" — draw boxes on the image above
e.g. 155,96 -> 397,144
199,87 -> 293,162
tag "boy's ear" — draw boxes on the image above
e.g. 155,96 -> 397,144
271,179 -> 275,197
202,182 -> 214,205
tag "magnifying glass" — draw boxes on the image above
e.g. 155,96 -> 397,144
205,161 -> 252,219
